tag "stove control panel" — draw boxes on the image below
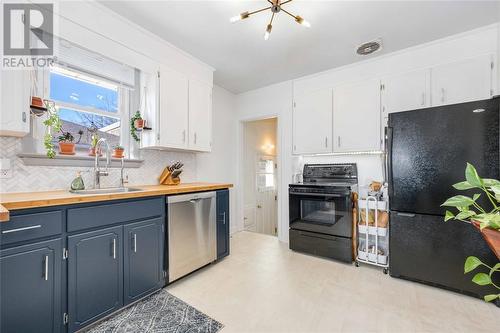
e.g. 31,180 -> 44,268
302,163 -> 358,181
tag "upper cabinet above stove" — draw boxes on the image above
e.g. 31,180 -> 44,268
292,53 -> 495,155
0,69 -> 30,137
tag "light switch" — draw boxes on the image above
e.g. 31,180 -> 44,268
0,158 -> 12,179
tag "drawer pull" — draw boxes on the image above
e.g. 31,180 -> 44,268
2,225 -> 42,234
44,255 -> 49,281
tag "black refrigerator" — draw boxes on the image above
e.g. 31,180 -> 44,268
387,97 -> 500,300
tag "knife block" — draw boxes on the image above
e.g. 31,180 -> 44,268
159,167 -> 181,185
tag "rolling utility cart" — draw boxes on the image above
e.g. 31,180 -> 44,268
355,196 -> 390,274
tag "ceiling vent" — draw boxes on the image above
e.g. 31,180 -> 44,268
356,39 -> 382,56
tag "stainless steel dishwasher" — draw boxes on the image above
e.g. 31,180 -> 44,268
168,191 -> 217,282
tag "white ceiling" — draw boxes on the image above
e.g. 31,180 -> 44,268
100,1 -> 500,93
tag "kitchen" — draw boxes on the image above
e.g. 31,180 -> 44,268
1,1 -> 499,332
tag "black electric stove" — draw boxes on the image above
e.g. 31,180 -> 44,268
289,163 -> 358,263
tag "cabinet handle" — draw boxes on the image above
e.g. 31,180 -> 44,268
325,137 -> 328,148
44,255 -> 49,281
194,132 -> 197,144
22,111 -> 27,123
222,212 -> 226,225
112,238 -> 116,259
2,225 -> 41,234
133,234 -> 137,253
183,130 -> 186,143
441,88 -> 445,103
421,93 -> 425,106
338,136 -> 341,147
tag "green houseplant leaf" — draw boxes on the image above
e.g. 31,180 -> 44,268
455,210 -> 476,221
464,256 -> 483,273
465,163 -> 483,187
483,294 -> 500,302
453,181 -> 475,190
441,195 -> 476,208
444,210 -> 455,222
472,273 -> 491,286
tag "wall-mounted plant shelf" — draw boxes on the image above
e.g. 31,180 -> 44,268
18,153 -> 144,168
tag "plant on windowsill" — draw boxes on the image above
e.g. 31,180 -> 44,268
441,163 -> 500,303
57,130 -> 76,155
130,111 -> 144,142
88,132 -> 102,157
112,145 -> 125,158
42,100 -> 62,158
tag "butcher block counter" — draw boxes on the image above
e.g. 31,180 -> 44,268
0,182 -> 232,222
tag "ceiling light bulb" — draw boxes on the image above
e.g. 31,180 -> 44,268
295,16 -> 311,28
230,11 -> 249,23
264,24 -> 272,40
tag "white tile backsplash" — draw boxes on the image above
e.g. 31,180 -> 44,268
0,137 -> 197,193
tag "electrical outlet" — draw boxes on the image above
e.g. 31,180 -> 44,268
0,159 -> 12,179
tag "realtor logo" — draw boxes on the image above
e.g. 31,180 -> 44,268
3,3 -> 54,56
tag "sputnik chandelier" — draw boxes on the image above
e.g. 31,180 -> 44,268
230,0 -> 311,40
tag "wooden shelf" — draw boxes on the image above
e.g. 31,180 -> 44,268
472,221 -> 500,260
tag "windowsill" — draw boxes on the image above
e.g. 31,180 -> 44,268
17,153 -> 144,168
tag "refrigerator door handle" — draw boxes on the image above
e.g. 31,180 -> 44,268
396,212 -> 416,218
385,126 -> 394,200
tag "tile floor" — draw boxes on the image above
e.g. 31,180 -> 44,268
166,231 -> 499,333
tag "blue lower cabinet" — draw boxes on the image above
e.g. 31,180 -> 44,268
68,226 -> 123,332
0,238 -> 62,333
216,190 -> 230,259
124,217 -> 165,305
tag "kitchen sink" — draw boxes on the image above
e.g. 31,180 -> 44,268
69,187 -> 144,195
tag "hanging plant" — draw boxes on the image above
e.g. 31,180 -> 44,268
130,110 -> 143,142
42,100 -> 62,158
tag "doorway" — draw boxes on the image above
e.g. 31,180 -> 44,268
242,117 -> 278,237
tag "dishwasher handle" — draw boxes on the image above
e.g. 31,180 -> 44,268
168,191 -> 216,204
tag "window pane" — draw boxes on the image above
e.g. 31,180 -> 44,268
50,72 -> 118,113
57,108 -> 120,147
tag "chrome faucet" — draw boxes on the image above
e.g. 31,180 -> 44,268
94,138 -> 110,189
120,157 -> 129,188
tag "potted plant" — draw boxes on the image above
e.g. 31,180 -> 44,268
57,130 -> 75,155
112,145 -> 125,158
442,163 -> 500,303
130,111 -> 144,142
88,133 -> 102,157
42,100 -> 62,158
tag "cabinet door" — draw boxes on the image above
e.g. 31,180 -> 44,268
124,218 -> 164,305
159,65 -> 189,149
431,54 -> 493,107
216,189 -> 230,259
188,79 -> 212,152
293,89 -> 333,154
0,239 -> 62,333
333,80 -> 381,152
68,226 -> 123,332
0,69 -> 30,137
381,69 -> 429,119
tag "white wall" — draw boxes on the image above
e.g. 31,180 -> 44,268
235,24 -> 499,244
196,85 -> 238,233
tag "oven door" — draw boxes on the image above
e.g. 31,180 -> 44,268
289,190 -> 352,238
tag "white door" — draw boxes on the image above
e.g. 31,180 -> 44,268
333,80 -> 381,152
188,79 -> 212,152
0,69 -> 30,137
158,65 -> 188,149
431,54 -> 493,107
255,157 -> 277,236
381,69 -> 430,121
292,89 -> 333,154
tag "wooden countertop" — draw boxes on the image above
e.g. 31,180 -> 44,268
0,183 -> 233,222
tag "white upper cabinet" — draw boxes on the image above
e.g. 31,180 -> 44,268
142,65 -> 212,152
0,69 -> 30,137
158,66 -> 189,149
292,89 -> 333,155
381,69 -> 430,118
431,54 -> 493,107
188,80 -> 212,152
333,80 -> 381,152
